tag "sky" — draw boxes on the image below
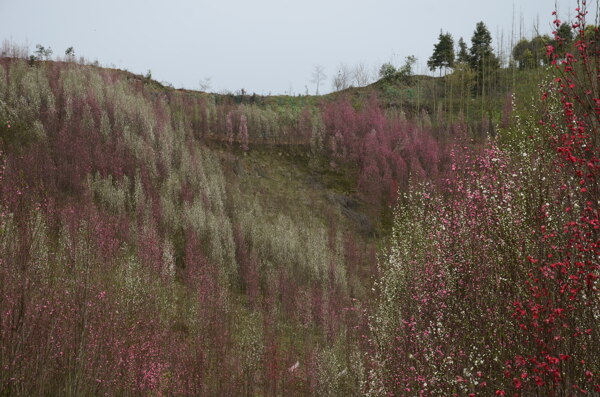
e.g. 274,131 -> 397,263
0,0 -> 590,95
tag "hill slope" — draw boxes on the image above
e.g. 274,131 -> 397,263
1,44 -> 588,395
0,58 -> 381,395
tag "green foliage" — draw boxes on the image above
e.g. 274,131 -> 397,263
34,44 -> 53,60
428,31 -> 455,74
378,63 -> 396,80
398,55 -> 417,85
65,46 -> 75,58
512,35 -> 550,69
456,37 -> 469,64
555,22 -> 574,43
468,22 -> 499,72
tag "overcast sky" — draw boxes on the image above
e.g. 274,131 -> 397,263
0,0 -> 589,95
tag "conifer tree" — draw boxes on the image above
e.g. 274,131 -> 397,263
468,22 -> 499,72
456,37 -> 469,63
427,31 -> 455,75
468,21 -> 499,99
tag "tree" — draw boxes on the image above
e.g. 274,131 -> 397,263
468,22 -> 499,72
311,65 -> 327,95
512,39 -> 534,69
530,35 -> 551,65
332,64 -> 350,91
555,22 -> 574,44
199,77 -> 212,91
378,62 -> 397,79
551,22 -> 575,57
456,37 -> 469,64
34,44 -> 53,61
398,55 -> 417,84
468,22 -> 499,97
427,31 -> 455,75
65,46 -> 75,59
512,35 -> 551,69
583,24 -> 600,53
351,62 -> 371,87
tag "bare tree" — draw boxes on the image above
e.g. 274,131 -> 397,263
1,39 -> 29,59
331,63 -> 351,91
351,62 -> 371,87
199,77 -> 212,91
310,65 -> 327,95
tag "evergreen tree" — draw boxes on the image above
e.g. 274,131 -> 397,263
468,22 -> 499,72
456,37 -> 469,63
552,22 -> 575,57
556,22 -> 574,43
468,22 -> 499,98
427,31 -> 455,75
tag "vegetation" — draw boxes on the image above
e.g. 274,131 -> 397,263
427,32 -> 455,75
367,6 -> 599,395
0,4 -> 598,396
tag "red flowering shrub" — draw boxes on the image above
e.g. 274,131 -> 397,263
506,4 -> 599,394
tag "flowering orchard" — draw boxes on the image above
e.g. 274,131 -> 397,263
367,6 -> 599,396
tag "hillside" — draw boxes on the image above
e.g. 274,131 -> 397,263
0,57 -> 387,395
1,13 -> 599,395
0,55 -> 483,395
